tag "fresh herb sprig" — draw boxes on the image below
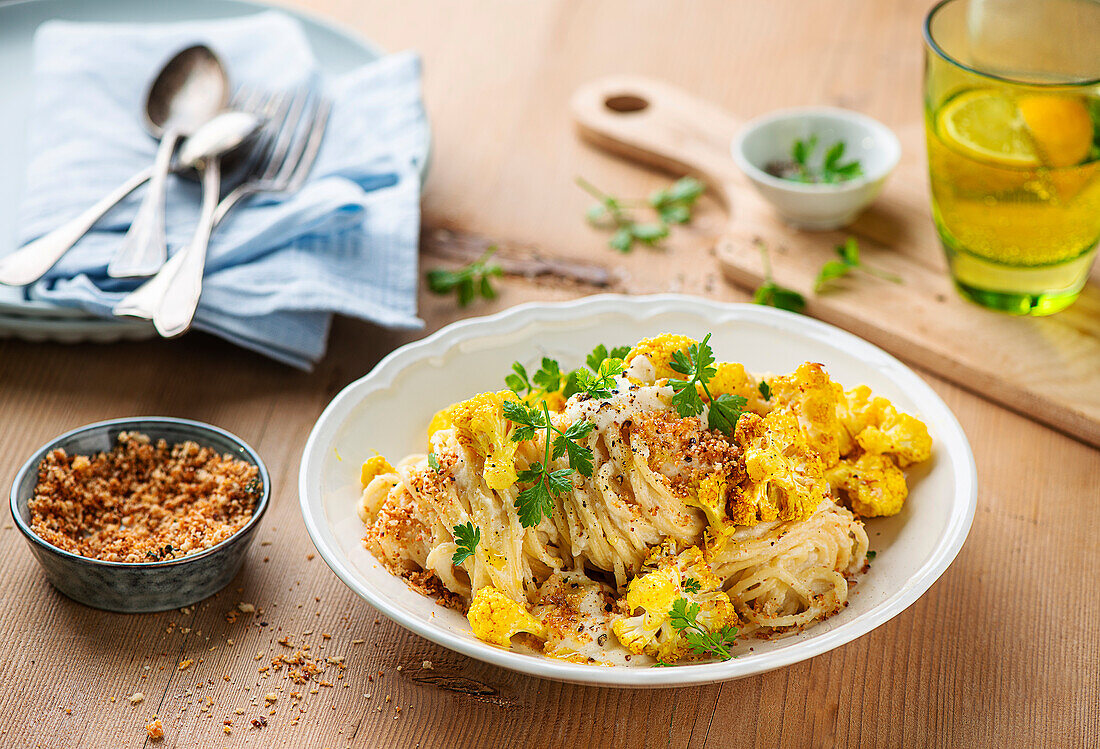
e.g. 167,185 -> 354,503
790,136 -> 863,184
681,577 -> 702,594
578,176 -> 704,253
649,177 -> 706,224
428,452 -> 441,471
451,522 -> 480,565
752,240 -> 806,314
504,400 -> 594,527
506,344 -> 630,401
757,381 -> 771,401
814,237 -> 902,292
667,333 -> 747,437
669,598 -> 739,661
426,247 -> 503,307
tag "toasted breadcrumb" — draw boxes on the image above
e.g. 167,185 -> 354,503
145,717 -> 164,740
29,432 -> 259,563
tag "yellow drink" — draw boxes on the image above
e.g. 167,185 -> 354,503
923,0 -> 1100,315
925,89 -> 1100,314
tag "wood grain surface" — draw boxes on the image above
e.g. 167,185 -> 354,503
2,1 -> 1098,748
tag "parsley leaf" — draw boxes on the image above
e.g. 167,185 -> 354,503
668,598 -> 739,661
505,362 -> 532,397
814,237 -> 902,292
665,334 -> 743,438
758,381 -> 771,401
451,522 -> 480,565
507,400 -> 592,526
532,357 -> 564,392
578,176 -> 703,253
681,577 -> 702,594
709,393 -> 747,436
866,550 -> 877,560
752,240 -> 806,314
425,247 -> 503,307
788,136 -> 863,184
575,357 -> 625,400
428,452 -> 441,471
515,476 -> 555,528
649,177 -> 705,224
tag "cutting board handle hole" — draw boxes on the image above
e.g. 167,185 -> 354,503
604,94 -> 648,113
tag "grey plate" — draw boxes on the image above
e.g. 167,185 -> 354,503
0,0 -> 388,333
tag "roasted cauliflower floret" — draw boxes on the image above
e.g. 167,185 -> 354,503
767,362 -> 842,467
826,452 -> 908,517
708,361 -> 770,414
729,411 -> 829,526
834,385 -> 932,467
428,390 -> 519,492
687,473 -> 730,528
856,412 -> 932,468
611,544 -> 736,661
467,586 -> 546,648
360,455 -> 396,488
624,334 -> 697,382
612,545 -> 736,661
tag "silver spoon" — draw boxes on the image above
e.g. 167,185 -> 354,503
114,110 -> 263,334
0,109 -> 256,288
108,45 -> 228,279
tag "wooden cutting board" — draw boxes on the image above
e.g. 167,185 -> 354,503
572,75 -> 1100,449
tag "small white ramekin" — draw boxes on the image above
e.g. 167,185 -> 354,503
732,107 -> 901,231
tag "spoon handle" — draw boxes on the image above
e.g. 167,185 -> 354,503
153,160 -> 221,337
0,166 -> 154,287
108,129 -> 180,278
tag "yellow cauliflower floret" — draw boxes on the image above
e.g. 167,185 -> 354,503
360,455 -> 395,487
429,390 -> 519,492
707,361 -> 770,414
767,362 -> 842,467
467,586 -> 546,648
611,545 -> 736,662
835,385 -> 932,467
826,452 -> 908,517
688,473 -> 729,528
856,412 -> 932,468
729,411 -> 829,526
624,334 -> 697,381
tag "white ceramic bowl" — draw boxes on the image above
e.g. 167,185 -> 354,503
299,295 -> 976,687
732,107 -> 901,230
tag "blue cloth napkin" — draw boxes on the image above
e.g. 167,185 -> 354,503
15,12 -> 428,369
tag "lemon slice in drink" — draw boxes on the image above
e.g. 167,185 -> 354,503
937,89 -> 1040,168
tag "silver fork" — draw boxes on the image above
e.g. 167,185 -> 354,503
114,88 -> 331,338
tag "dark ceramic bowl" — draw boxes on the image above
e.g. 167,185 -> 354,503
9,417 -> 270,613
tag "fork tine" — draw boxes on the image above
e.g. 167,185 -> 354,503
230,90 -> 285,182
279,98 -> 331,192
260,87 -> 311,182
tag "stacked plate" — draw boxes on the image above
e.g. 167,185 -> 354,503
0,0 -> 383,344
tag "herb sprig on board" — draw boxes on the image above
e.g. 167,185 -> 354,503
814,237 -> 902,292
426,247 -> 503,306
752,240 -> 806,314
669,598 -> 739,661
578,176 -> 704,253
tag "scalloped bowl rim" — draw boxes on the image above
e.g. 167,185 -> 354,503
299,294 -> 976,688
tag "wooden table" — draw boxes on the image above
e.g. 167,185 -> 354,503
3,1 -> 1098,747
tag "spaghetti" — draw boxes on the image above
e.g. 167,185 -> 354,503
357,334 -> 930,665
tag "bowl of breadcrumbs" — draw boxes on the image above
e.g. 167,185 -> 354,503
9,417 -> 270,612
